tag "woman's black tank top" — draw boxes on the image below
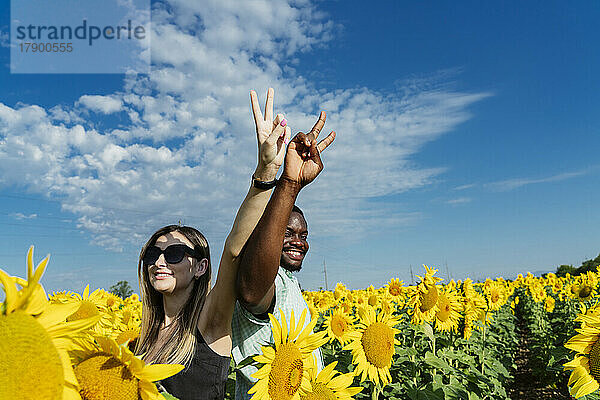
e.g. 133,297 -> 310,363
160,329 -> 230,400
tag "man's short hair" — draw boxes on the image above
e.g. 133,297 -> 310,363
292,205 -> 304,217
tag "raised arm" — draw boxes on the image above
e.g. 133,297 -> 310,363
202,88 -> 290,332
236,111 -> 336,314
221,88 -> 289,260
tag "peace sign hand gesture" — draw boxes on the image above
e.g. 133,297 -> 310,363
280,111 -> 336,187
250,88 -> 291,181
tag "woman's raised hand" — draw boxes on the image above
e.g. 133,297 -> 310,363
250,88 -> 291,181
281,111 -> 336,187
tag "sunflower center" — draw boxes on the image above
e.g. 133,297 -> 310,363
331,315 -> 347,337
302,382 -> 336,400
122,310 -> 132,324
74,353 -> 138,400
361,321 -> 394,368
436,300 -> 451,322
419,285 -> 438,312
268,343 -> 304,399
67,300 -> 100,321
389,286 -> 401,296
579,285 -> 592,299
589,339 -> 600,381
491,291 -> 500,303
368,295 -> 378,307
0,311 -> 64,400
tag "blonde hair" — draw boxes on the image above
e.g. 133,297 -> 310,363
134,225 -> 211,367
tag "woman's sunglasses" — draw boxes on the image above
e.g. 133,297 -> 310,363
143,244 -> 200,266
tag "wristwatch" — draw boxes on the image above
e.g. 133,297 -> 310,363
252,174 -> 278,189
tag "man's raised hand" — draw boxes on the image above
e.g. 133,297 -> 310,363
281,111 -> 336,187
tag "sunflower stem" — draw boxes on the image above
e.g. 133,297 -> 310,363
481,317 -> 487,375
411,326 -> 418,385
371,383 -> 380,400
431,335 -> 436,378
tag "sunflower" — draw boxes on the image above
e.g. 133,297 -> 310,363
300,356 -> 362,400
50,285 -> 120,339
552,277 -> 564,294
111,303 -> 142,347
484,281 -> 506,311
315,295 -> 333,314
544,296 -> 555,313
528,282 -> 547,303
387,278 -> 404,297
69,286 -> 120,335
367,292 -> 379,308
250,309 -> 328,400
380,296 -> 395,315
343,306 -> 400,387
333,283 -> 347,301
115,325 -> 141,347
568,282 -> 582,300
434,287 -> 463,333
564,313 -> 600,398
461,279 -> 486,340
407,265 -> 443,325
510,296 -> 519,315
338,300 -> 353,314
576,283 -> 597,302
0,246 -> 100,400
72,336 -> 183,400
323,308 -> 356,346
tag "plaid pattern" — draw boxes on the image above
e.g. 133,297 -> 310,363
231,267 -> 324,400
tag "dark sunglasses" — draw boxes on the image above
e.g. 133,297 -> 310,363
143,244 -> 200,266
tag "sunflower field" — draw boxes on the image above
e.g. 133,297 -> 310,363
3,247 -> 600,400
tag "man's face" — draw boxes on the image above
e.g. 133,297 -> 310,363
280,211 -> 309,272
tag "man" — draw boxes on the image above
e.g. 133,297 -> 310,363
231,111 -> 335,400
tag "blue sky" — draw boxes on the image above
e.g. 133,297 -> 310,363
0,0 -> 599,294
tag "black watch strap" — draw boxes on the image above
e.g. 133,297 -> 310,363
252,174 -> 278,190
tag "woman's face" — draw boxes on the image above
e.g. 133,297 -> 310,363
146,231 -> 207,296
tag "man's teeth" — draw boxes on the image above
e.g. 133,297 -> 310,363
287,250 -> 302,256
156,272 -> 172,277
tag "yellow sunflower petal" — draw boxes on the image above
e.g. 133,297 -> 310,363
0,269 -> 18,313
289,308 -> 296,340
316,361 -> 338,383
291,308 -> 307,340
137,364 -> 185,382
329,372 -> 354,390
280,308 -> 289,342
37,302 -> 81,327
139,378 -> 160,400
46,315 -> 101,337
269,313 -> 282,346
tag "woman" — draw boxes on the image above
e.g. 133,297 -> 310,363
134,88 -> 290,400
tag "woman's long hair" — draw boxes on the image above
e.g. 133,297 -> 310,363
134,225 -> 211,367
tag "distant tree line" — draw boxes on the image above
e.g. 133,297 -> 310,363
109,280 -> 134,299
555,253 -> 600,277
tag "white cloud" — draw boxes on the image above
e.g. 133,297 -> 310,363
446,197 -> 471,205
0,0 -> 489,251
77,95 -> 124,114
10,212 -> 37,220
453,183 -> 477,191
486,168 -> 595,192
